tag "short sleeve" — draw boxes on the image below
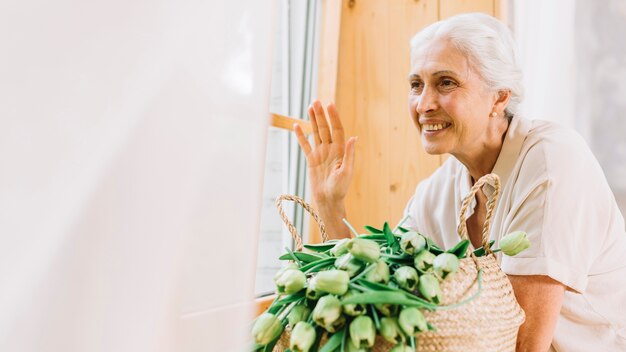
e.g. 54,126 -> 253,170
500,140 -> 607,294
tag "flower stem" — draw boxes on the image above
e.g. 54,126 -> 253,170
342,218 -> 359,237
349,263 -> 376,283
370,304 -> 381,330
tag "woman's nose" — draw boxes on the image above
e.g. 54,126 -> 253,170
416,86 -> 438,115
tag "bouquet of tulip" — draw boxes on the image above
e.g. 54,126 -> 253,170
252,215 -> 530,352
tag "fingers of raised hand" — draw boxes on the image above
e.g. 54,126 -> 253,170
312,100 -> 332,144
293,123 -> 312,156
327,103 -> 344,144
307,105 -> 322,146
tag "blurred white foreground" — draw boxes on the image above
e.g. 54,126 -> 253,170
0,0 -> 273,350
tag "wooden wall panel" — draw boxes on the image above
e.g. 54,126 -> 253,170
387,0 -> 440,222
317,0 -> 343,104
332,0 -> 444,233
439,0 -> 495,18
340,0 -> 392,231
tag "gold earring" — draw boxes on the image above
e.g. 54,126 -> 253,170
491,112 -> 497,117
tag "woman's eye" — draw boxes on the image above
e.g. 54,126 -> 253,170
440,79 -> 457,88
410,81 -> 423,90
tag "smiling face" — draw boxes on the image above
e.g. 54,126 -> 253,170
408,38 -> 500,157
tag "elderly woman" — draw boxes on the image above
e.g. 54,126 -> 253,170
294,13 -> 626,352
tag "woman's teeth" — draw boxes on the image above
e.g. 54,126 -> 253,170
423,123 -> 451,131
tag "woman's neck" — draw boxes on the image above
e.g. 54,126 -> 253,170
453,120 -> 509,184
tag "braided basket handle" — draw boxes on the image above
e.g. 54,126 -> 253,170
457,173 -> 501,257
275,194 -> 328,251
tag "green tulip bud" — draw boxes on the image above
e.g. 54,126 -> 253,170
335,253 -> 364,277
313,295 -> 345,332
398,307 -> 427,335
273,263 -> 300,281
342,290 -> 367,316
287,304 -> 311,327
274,269 -> 306,294
315,270 -> 349,295
418,273 -> 441,304
330,238 -> 351,256
393,266 -> 419,291
349,315 -> 376,348
347,238 -> 380,263
289,321 -> 316,352
252,313 -> 284,345
345,338 -> 368,352
390,343 -> 413,352
499,231 -> 531,256
399,231 -> 426,255
374,303 -> 399,317
306,276 -> 323,300
433,252 -> 460,279
379,317 -> 405,344
365,260 -> 390,284
413,249 -> 436,272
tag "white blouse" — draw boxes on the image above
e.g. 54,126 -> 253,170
403,116 -> 626,351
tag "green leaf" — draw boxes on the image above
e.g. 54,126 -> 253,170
341,291 -> 430,308
396,226 -> 411,233
382,222 -> 399,251
299,257 -> 335,273
380,253 -> 413,260
356,279 -> 397,292
319,328 -> 344,352
379,253 -> 413,265
356,280 -> 437,308
279,251 -> 329,263
364,225 -> 383,234
473,240 -> 495,257
448,239 -> 470,258
425,237 -> 444,255
273,292 -> 305,307
304,242 -> 338,253
356,234 -> 387,241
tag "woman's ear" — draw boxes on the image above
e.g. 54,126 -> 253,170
493,90 -> 511,115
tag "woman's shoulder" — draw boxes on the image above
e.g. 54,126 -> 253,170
516,118 -> 609,193
524,119 -> 590,156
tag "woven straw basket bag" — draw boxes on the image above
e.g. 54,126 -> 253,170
272,173 -> 525,351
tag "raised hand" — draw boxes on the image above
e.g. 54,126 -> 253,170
294,100 -> 357,205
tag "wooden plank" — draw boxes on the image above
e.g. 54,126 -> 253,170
255,294 -> 276,316
340,0 -> 392,233
439,0 -> 495,18
270,113 -> 312,134
388,0 -> 441,221
317,0 -> 343,104
494,0 -> 509,22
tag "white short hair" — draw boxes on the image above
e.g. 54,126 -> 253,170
410,13 -> 523,119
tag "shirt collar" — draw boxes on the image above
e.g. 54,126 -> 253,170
459,116 -> 532,201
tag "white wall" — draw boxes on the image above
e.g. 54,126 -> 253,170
0,0 -> 273,351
